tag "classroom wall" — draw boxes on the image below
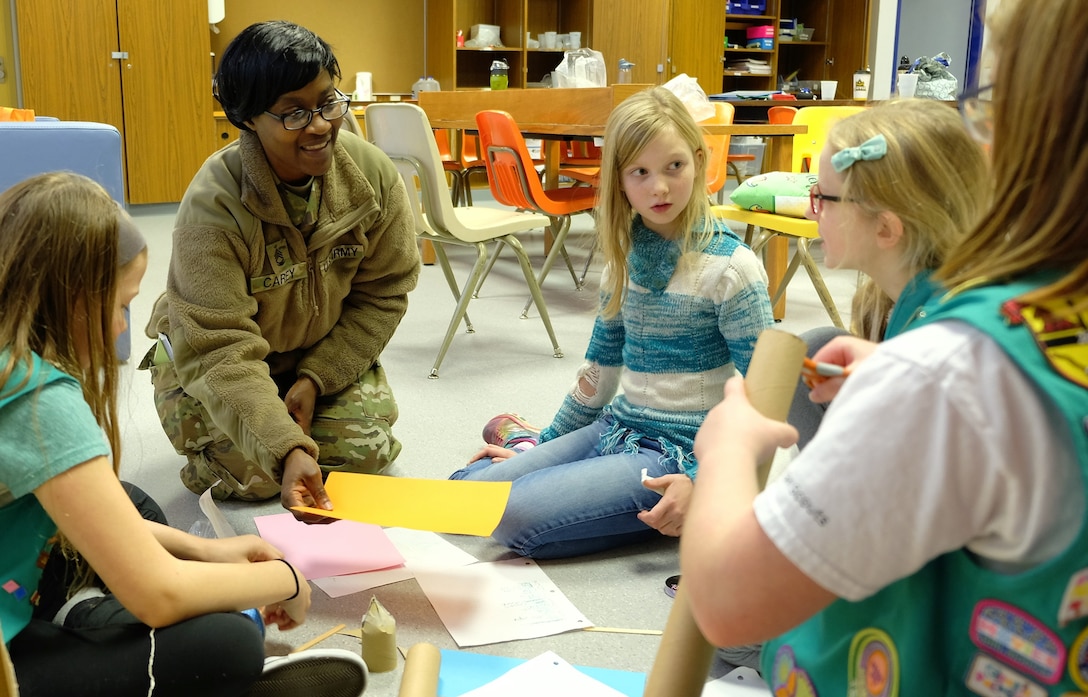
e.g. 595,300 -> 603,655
209,0 -> 425,96
896,0 -> 972,87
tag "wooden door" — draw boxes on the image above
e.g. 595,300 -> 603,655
591,0 -> 668,85
668,0 -> 727,94
118,0 -> 214,203
15,0 -> 125,135
826,0 -> 871,90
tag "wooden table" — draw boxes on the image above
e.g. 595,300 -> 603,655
417,87 -> 807,319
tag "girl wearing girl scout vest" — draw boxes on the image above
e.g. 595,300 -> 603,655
0,173 -> 367,696
682,0 -> 1088,694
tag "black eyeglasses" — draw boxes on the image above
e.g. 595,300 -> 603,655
810,183 -> 845,216
264,90 -> 350,131
958,83 -> 994,145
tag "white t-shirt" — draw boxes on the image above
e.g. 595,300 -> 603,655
754,320 -> 1084,602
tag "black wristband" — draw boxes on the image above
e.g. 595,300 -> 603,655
276,558 -> 300,601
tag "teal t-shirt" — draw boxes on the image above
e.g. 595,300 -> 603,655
0,353 -> 108,643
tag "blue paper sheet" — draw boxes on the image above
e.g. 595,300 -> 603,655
438,649 -> 647,697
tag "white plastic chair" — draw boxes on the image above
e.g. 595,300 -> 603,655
364,103 -> 563,378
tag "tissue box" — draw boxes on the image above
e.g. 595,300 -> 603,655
746,38 -> 774,50
746,25 -> 775,39
470,24 -> 500,46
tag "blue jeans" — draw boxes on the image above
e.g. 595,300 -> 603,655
449,417 -> 683,559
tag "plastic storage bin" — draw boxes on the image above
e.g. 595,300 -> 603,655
728,0 -> 767,15
728,137 -> 766,178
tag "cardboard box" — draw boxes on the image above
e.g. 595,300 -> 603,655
746,38 -> 774,50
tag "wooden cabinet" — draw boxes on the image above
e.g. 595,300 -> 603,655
15,0 -> 214,204
723,0 -> 872,95
426,0 -> 592,90
591,0 -> 725,92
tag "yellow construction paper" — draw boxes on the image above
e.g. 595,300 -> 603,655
291,472 -> 511,536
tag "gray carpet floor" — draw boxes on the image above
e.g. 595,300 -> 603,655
120,190 -> 857,695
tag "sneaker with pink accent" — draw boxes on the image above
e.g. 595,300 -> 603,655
481,413 -> 541,452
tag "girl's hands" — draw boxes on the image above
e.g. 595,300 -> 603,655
808,336 -> 879,403
638,474 -> 693,537
262,562 -> 312,631
468,444 -> 519,464
695,377 -> 798,471
197,534 -> 283,564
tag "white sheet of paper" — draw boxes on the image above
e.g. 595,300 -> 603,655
415,559 -> 593,647
701,667 -> 771,696
312,527 -> 478,598
458,651 -> 627,697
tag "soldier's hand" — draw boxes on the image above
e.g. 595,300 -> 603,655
281,447 -> 334,524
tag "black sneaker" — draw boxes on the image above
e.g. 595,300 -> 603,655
244,649 -> 368,697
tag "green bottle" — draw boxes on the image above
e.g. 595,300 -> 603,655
490,59 -> 509,90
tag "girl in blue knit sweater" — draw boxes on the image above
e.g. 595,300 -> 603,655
450,87 -> 774,559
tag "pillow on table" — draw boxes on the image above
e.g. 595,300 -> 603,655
729,171 -> 818,218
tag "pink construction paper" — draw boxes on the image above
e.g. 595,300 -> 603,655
253,512 -> 405,580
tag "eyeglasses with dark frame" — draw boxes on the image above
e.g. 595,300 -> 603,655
264,90 -> 351,131
957,83 -> 994,145
809,183 -> 845,216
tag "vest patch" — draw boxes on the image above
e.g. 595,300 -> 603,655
3,579 -> 26,601
1001,297 -> 1088,389
848,627 -> 899,697
318,244 -> 364,274
772,644 -> 819,697
250,262 -> 307,293
1069,626 -> 1088,692
1060,569 -> 1088,628
966,653 -> 1046,697
266,239 -> 291,272
970,600 -> 1065,684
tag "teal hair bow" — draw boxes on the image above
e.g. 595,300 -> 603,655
830,134 -> 888,172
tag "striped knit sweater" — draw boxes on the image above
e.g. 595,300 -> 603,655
539,217 -> 774,478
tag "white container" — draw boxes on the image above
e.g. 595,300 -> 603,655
820,80 -> 837,100
569,31 -> 581,49
543,31 -> 557,49
852,68 -> 871,101
897,73 -> 919,98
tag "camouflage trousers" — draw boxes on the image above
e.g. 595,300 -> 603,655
139,343 -> 401,501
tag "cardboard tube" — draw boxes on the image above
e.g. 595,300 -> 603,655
643,328 -> 806,697
745,329 -> 808,488
397,643 -> 441,697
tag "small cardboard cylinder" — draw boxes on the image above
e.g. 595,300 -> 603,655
745,329 -> 807,488
643,328 -> 806,697
397,643 -> 441,697
361,596 -> 398,673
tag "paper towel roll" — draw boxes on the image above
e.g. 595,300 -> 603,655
208,0 -> 225,24
355,72 -> 373,102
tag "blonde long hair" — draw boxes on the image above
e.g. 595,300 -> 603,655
937,0 -> 1088,309
596,87 -> 710,317
826,100 -> 990,339
0,172 -> 127,590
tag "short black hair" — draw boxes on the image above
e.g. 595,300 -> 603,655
214,21 -> 341,131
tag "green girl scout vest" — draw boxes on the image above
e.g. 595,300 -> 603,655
761,274 -> 1088,696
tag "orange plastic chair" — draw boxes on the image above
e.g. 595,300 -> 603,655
703,102 -> 738,201
475,109 -> 598,317
768,105 -> 799,124
433,128 -> 467,205
558,140 -> 602,187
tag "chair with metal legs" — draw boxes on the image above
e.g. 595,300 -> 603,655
365,103 -> 562,378
474,109 -> 598,318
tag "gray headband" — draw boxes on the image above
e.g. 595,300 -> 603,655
116,206 -> 147,267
